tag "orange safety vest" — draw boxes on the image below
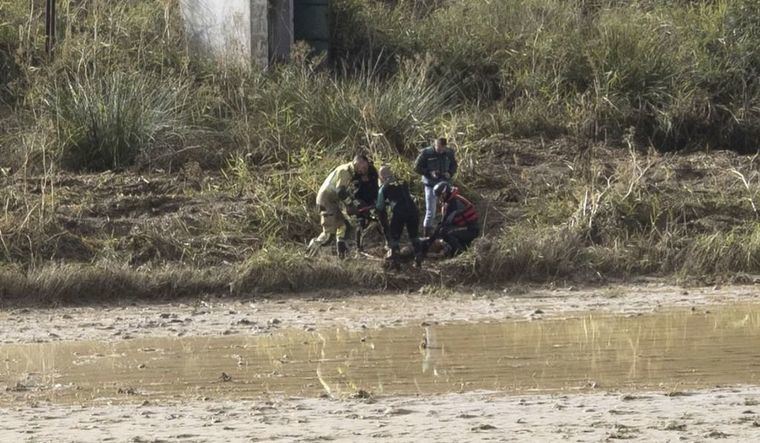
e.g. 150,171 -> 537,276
442,191 -> 478,227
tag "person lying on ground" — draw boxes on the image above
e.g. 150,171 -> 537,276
307,154 -> 369,258
352,154 -> 380,252
432,181 -> 479,257
414,137 -> 458,237
376,165 -> 423,268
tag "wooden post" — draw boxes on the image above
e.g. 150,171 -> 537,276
45,0 -> 56,54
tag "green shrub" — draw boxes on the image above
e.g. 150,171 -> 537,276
0,0 -> 27,104
216,56 -> 454,164
48,71 -> 190,171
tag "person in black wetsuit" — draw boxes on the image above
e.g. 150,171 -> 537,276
375,165 -> 423,267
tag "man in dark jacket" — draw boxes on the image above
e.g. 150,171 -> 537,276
414,137 -> 457,236
432,182 -> 479,256
376,165 -> 422,266
352,156 -> 379,251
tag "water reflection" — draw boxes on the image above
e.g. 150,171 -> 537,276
2,305 -> 760,404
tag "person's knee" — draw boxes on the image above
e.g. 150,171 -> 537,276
340,219 -> 353,240
423,207 -> 436,226
310,232 -> 334,248
424,189 -> 437,216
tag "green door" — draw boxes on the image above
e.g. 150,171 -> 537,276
293,0 -> 329,53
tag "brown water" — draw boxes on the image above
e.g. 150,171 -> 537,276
3,305 -> 760,405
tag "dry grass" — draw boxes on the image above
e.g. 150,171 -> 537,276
443,146 -> 760,285
0,264 -> 232,306
2,145 -> 760,306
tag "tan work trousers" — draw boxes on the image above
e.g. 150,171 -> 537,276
312,191 -> 351,245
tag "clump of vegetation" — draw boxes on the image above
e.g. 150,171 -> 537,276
215,55 -> 454,165
233,246 -> 388,293
329,0 -> 760,151
48,71 -> 190,171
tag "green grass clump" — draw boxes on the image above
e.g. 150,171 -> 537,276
676,226 -> 760,276
210,55 -> 454,166
328,0 -> 760,151
0,0 -> 29,105
48,71 -> 190,171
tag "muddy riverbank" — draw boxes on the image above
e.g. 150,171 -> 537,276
1,283 -> 757,344
2,284 -> 760,441
3,302 -> 760,405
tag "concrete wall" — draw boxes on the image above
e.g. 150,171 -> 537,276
180,0 -> 269,67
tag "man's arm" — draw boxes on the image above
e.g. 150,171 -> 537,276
448,150 -> 458,178
375,188 -> 391,241
375,186 -> 387,213
414,150 -> 431,179
441,199 -> 463,227
337,186 -> 350,200
337,168 -> 356,203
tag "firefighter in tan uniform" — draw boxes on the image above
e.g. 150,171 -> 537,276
307,155 -> 370,258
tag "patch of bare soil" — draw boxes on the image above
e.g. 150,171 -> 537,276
1,171 -> 261,265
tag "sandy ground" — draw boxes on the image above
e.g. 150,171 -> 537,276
1,282 -> 756,344
3,388 -> 760,441
3,283 -> 760,442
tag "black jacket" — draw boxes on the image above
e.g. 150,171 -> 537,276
376,180 -> 417,216
353,162 -> 379,207
414,146 -> 457,187
376,179 -> 419,238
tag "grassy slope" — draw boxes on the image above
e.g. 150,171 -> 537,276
2,0 -> 760,304
4,143 -> 760,305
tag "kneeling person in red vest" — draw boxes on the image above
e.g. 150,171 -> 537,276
432,182 -> 480,257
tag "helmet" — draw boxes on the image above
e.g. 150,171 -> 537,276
433,181 -> 451,199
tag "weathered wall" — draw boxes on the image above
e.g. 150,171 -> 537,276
180,0 -> 269,67
294,0 -> 329,53
269,0 -> 294,62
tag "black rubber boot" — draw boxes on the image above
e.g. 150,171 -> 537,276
336,240 -> 348,259
442,242 -> 455,258
355,226 -> 363,252
412,239 -> 424,268
384,247 -> 402,271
